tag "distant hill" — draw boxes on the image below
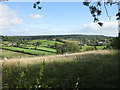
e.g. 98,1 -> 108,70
1,34 -> 114,41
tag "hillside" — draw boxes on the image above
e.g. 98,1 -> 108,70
1,34 -> 113,41
1,50 -> 119,88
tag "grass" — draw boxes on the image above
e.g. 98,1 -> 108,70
0,44 -> 2,48
96,46 -> 106,50
2,47 -> 54,55
2,45 -> 106,59
29,39 -> 48,43
80,46 -> 106,52
26,46 -> 57,53
1,49 -> 35,59
41,41 -> 63,46
61,39 -> 79,44
29,39 -> 63,46
1,50 -> 119,88
2,41 -> 9,44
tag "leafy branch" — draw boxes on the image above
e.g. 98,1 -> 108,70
33,0 -> 42,10
83,0 -> 119,26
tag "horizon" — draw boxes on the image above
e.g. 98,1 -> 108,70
0,2 -> 118,37
1,34 -> 115,37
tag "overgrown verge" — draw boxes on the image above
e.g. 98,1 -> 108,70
2,50 -> 119,88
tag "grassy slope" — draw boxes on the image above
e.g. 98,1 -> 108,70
2,50 -> 119,88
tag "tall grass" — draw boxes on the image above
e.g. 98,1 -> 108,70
1,50 -> 119,88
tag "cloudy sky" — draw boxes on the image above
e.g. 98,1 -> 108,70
0,1 -> 118,36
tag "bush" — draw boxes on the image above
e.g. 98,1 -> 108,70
86,46 -> 95,51
57,42 -> 80,54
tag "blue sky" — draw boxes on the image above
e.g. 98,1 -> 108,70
0,2 -> 118,36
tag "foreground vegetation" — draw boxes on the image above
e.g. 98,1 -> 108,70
2,50 -> 119,88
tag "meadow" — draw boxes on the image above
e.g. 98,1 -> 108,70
80,46 -> 106,52
2,47 -> 54,56
29,40 -> 63,46
1,50 -> 119,88
25,46 -> 57,53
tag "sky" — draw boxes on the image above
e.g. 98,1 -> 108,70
0,1 -> 118,37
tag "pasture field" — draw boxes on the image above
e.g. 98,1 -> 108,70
80,46 -> 106,52
41,41 -> 63,46
61,39 -> 79,44
29,39 -> 48,43
2,41 -> 9,44
29,39 -> 63,46
1,49 -> 34,59
26,46 -> 57,53
1,50 -> 119,88
1,45 -> 106,59
2,47 -> 54,55
96,46 -> 106,50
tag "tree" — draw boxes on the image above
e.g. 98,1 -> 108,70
16,42 -> 20,47
86,46 -> 95,51
33,0 -> 42,10
56,42 -> 80,54
83,0 -> 119,26
54,42 -> 58,48
111,37 -> 120,49
36,41 -> 41,46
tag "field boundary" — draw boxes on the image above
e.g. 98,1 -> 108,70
2,48 -> 39,56
21,47 -> 56,53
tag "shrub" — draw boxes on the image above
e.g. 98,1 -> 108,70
86,46 -> 95,51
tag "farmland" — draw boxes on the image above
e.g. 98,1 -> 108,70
29,40 -> 63,46
2,47 -> 55,55
25,46 -> 56,53
1,45 -> 106,59
80,46 -> 106,52
1,35 -> 111,59
1,39 -> 64,58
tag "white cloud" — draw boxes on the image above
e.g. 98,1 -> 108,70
77,21 -> 118,37
30,14 -> 42,19
0,3 -> 23,31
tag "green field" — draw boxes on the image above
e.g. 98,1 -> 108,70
2,50 -> 119,88
41,41 -> 63,46
29,39 -> 48,43
29,40 -> 63,46
96,46 -> 106,50
26,46 -> 57,53
80,46 -> 106,52
2,41 -> 10,44
2,47 -> 54,55
2,45 -> 106,59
